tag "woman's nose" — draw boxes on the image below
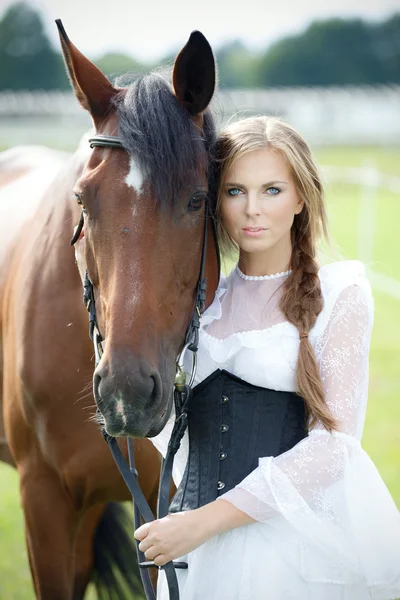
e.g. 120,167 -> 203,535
245,193 -> 262,217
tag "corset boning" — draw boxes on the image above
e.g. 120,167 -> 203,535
169,369 -> 308,513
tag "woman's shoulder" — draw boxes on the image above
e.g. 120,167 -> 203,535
312,259 -> 374,337
318,259 -> 374,304
318,259 -> 367,289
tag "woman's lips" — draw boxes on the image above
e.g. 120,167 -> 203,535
242,227 -> 267,237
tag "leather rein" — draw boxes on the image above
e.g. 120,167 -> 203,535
72,134 -> 218,600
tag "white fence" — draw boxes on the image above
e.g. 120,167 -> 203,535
322,165 -> 400,300
1,86 -> 400,146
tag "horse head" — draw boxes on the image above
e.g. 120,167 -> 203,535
57,21 -> 219,438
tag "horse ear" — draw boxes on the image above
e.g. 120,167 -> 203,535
172,31 -> 216,118
55,19 -> 118,124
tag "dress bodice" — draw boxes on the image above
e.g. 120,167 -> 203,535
169,369 -> 308,512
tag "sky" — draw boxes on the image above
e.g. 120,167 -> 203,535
0,0 -> 399,62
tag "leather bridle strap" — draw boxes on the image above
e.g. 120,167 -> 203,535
157,201 -> 209,520
157,385 -> 190,520
185,201 -> 209,353
103,434 -> 182,600
89,135 -> 125,149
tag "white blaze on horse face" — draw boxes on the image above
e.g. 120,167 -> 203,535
125,156 -> 143,195
115,398 -> 128,428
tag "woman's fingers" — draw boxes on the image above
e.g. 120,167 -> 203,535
141,544 -> 166,562
134,523 -> 150,541
138,539 -> 152,553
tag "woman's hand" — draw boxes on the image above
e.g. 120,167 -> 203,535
134,499 -> 254,566
134,510 -> 209,566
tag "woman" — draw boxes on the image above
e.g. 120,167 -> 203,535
135,116 -> 400,599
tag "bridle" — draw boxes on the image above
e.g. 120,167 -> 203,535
72,134 -> 219,600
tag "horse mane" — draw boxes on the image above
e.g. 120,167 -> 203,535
112,73 -> 216,210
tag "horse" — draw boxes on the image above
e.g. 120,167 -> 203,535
0,22 -> 219,600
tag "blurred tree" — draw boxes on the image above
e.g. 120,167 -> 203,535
258,18 -> 386,87
0,2 -> 68,90
94,52 -> 147,80
372,13 -> 400,83
215,40 -> 260,88
0,4 -> 398,91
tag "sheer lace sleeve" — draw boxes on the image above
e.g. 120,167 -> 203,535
219,280 -> 400,584
220,282 -> 374,518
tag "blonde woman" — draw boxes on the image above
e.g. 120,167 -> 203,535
136,116 -> 400,599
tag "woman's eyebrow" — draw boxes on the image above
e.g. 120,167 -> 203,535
260,180 -> 289,187
224,180 -> 288,187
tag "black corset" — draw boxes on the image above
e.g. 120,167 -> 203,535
169,369 -> 308,513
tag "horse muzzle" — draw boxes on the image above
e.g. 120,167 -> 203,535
93,353 -> 171,437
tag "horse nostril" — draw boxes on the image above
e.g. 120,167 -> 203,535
151,372 -> 162,403
93,371 -> 101,401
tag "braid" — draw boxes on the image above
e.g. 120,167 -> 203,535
280,214 -> 338,432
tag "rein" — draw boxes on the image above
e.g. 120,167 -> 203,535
74,134 -> 215,600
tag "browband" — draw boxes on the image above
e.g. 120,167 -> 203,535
88,135 -> 125,149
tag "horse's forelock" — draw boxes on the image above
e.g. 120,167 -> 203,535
112,74 -> 216,209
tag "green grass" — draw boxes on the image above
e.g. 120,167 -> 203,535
315,145 -> 400,176
1,144 -> 400,598
0,465 -> 33,599
317,145 -> 400,509
316,145 -> 400,508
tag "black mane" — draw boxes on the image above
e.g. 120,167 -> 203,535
112,73 -> 216,209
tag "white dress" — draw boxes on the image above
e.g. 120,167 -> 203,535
151,260 -> 400,600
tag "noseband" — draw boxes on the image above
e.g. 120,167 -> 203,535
74,134 -> 216,600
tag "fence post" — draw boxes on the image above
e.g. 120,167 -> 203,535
357,161 -> 379,266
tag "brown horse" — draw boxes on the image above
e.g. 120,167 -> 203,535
0,23 -> 219,600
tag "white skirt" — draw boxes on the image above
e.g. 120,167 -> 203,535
157,444 -> 400,600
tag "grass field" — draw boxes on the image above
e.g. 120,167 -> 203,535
0,143 -> 399,599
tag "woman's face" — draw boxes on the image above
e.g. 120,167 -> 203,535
220,147 -> 304,262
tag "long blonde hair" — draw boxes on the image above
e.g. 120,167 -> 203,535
213,116 -> 337,432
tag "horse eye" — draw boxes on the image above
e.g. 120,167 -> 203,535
73,192 -> 87,212
188,193 -> 207,212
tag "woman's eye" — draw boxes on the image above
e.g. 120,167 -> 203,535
265,187 -> 280,196
227,187 -> 242,197
188,193 -> 206,212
